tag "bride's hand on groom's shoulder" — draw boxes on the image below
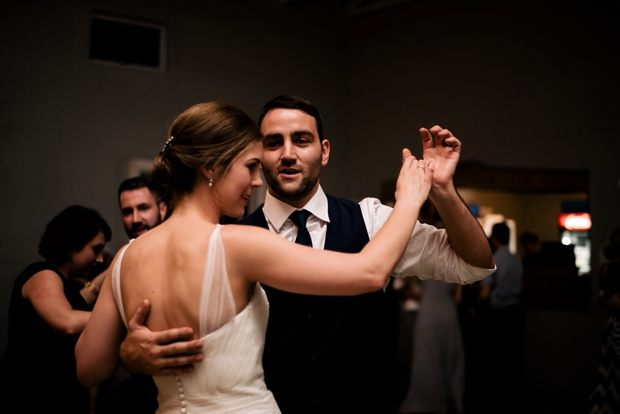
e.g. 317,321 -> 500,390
120,299 -> 204,376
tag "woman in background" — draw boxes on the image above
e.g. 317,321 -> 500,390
0,205 -> 111,413
399,278 -> 465,414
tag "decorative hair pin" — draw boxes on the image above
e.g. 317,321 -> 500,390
161,136 -> 175,154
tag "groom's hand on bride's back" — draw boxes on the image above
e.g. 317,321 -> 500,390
119,299 -> 204,376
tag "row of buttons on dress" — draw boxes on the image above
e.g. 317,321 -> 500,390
176,377 -> 188,414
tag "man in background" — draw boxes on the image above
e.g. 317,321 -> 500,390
118,174 -> 168,239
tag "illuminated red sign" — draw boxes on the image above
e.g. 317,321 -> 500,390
558,213 -> 591,231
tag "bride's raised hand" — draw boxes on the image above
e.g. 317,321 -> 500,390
394,148 -> 434,210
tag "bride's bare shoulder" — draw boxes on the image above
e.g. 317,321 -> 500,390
220,223 -> 266,238
123,225 -> 167,254
123,222 -> 212,264
219,224 -> 280,250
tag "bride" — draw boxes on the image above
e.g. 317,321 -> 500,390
75,102 -> 433,413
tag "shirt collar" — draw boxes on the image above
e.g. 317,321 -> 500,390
263,185 -> 330,232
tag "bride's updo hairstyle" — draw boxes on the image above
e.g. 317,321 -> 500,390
152,102 -> 263,204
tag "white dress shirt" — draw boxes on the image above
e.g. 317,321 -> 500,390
262,185 -> 494,284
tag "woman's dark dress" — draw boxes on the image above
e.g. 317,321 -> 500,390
0,262 -> 91,413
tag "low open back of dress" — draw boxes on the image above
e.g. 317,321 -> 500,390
111,225 -> 280,413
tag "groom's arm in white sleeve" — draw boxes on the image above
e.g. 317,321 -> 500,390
361,126 -> 494,283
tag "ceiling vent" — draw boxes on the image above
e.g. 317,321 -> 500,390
89,13 -> 166,72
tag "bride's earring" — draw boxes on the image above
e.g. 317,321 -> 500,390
209,178 -> 213,188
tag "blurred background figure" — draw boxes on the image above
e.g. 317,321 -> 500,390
0,205 -> 111,414
588,230 -> 620,414
392,276 -> 422,407
519,230 -> 544,268
398,278 -> 465,414
479,222 -> 526,414
455,279 -> 487,414
599,228 -> 620,287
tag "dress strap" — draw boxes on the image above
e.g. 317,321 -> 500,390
198,224 -> 236,337
111,241 -> 134,328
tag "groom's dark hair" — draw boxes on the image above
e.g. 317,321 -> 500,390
257,95 -> 325,141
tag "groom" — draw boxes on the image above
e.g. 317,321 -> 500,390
119,95 -> 494,413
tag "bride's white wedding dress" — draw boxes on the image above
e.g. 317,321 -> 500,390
112,225 -> 281,413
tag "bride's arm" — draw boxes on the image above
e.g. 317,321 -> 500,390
226,151 -> 433,295
75,255 -> 126,388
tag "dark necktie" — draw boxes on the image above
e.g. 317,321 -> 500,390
289,210 -> 313,247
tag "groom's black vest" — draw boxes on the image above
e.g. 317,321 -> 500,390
237,195 -> 398,414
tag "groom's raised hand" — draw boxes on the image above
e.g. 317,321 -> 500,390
419,125 -> 461,195
120,299 -> 204,376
